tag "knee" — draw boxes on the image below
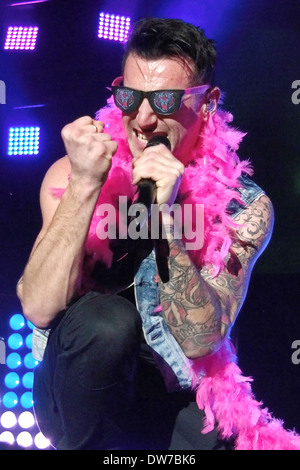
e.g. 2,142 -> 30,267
60,293 -> 142,388
61,292 -> 142,358
85,293 -> 141,342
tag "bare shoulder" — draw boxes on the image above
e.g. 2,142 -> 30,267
40,155 -> 70,194
39,156 -> 71,230
233,193 -> 274,256
22,156 -> 71,260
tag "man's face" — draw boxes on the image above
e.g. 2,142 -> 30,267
122,53 -> 206,162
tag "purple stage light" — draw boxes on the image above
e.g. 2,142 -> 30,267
4,26 -> 39,50
7,127 -> 40,157
98,12 -> 131,43
10,1 -> 49,5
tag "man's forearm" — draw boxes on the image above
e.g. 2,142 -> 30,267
156,213 -> 225,359
18,180 -> 101,328
158,236 -> 224,359
157,194 -> 273,359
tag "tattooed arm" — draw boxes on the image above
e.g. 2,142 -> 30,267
158,194 -> 274,359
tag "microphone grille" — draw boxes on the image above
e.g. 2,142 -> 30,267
145,135 -> 171,151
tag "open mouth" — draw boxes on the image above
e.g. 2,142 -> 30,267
136,131 -> 149,144
134,130 -> 168,147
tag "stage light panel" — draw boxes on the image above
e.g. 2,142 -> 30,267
9,314 -> 25,330
20,391 -> 34,409
98,12 -> 131,43
7,127 -> 40,157
24,352 -> 39,369
4,372 -> 20,389
8,333 -> 23,350
0,312 -> 50,449
6,352 -> 22,369
22,371 -> 34,389
27,320 -> 34,330
2,391 -> 19,409
0,412 -> 17,429
0,431 -> 15,445
18,411 -> 35,429
34,432 -> 51,449
16,431 -> 33,448
25,333 -> 32,349
4,26 -> 39,50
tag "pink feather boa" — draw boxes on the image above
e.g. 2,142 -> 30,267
52,101 -> 300,449
192,340 -> 300,450
53,102 -> 251,273
85,102 -> 252,274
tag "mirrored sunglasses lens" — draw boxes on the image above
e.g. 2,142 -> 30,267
114,88 -> 139,112
152,91 -> 181,115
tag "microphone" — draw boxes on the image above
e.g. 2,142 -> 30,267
136,135 -> 171,213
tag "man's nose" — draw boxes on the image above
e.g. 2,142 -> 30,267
136,98 -> 158,128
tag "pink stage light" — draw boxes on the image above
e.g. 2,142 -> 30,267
4,26 -> 39,50
98,12 -> 131,43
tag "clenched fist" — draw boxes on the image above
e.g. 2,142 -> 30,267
61,116 -> 118,189
132,142 -> 185,207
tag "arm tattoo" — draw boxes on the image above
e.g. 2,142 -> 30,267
159,239 -> 222,357
158,194 -> 274,359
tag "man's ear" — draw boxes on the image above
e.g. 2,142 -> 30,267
201,86 -> 221,121
111,76 -> 123,86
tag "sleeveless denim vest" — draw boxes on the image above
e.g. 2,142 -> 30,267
32,174 -> 265,391
133,174 -> 265,392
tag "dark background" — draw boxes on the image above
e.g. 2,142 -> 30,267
0,0 -> 299,435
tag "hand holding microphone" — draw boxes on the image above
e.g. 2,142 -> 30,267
134,135 -> 177,282
135,135 -> 171,213
131,134 -> 184,242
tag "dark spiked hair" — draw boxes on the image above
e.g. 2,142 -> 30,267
123,18 -> 217,85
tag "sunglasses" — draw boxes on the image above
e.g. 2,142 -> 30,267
110,83 -> 210,116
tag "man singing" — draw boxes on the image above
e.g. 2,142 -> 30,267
17,18 -> 292,450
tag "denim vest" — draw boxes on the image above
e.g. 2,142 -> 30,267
133,174 -> 265,391
32,174 -> 265,391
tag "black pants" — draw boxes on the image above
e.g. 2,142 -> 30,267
33,292 -> 231,450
